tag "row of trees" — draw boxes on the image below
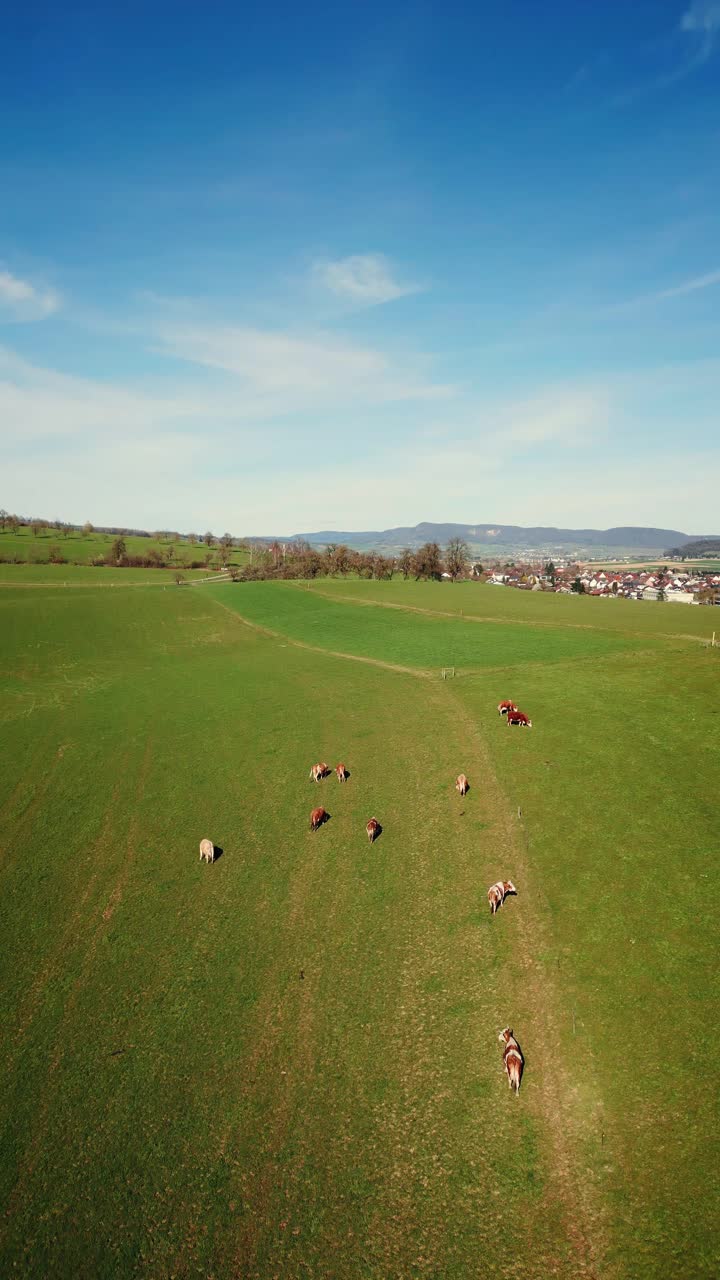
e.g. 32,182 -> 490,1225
233,538 -> 480,583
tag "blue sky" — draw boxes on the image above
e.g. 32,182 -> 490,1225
2,0 -> 719,534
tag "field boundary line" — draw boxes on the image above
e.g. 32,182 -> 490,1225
204,593 -> 434,679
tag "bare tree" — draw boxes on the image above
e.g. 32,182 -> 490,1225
398,547 -> 413,579
204,531 -> 215,548
83,521 -> 94,535
445,537 -> 469,582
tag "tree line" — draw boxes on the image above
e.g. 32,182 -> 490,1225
234,538 -> 480,582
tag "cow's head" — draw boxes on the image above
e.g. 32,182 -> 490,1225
504,881 -> 517,896
526,720 -> 532,728
498,1027 -> 513,1043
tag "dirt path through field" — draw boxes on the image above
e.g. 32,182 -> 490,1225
433,679 -> 613,1278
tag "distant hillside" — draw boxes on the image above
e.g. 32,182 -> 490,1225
290,522 -> 716,556
667,537 -> 720,559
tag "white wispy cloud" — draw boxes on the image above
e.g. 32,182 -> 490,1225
3,340 -> 718,532
151,324 -> 451,407
655,268 -> 720,299
312,253 -> 420,305
611,1 -> 720,106
680,1 -> 720,58
603,267 -> 720,313
0,268 -> 60,321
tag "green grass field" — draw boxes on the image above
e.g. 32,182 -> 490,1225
1,576 -> 719,1278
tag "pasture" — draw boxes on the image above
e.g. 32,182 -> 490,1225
0,525 -> 248,568
1,575 -> 718,1278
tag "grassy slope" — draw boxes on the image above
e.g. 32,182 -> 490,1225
205,578 -> 720,1278
0,527 -> 248,567
1,584 -> 578,1279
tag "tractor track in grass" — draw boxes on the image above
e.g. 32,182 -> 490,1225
0,738 -> 154,1239
0,732 -> 74,867
6,762 -> 132,1061
203,592 -> 613,1275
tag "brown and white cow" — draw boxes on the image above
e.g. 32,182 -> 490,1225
487,879 -> 517,914
455,773 -> 469,795
507,710 -> 532,728
199,838 -> 215,865
366,818 -> 381,843
309,762 -> 329,782
498,1028 -> 524,1093
497,700 -> 518,717
335,763 -> 348,782
310,806 -> 328,831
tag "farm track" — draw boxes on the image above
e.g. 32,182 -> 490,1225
436,681 -> 611,1279
205,589 -> 611,1277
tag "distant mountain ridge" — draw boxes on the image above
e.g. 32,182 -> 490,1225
289,522 -> 717,554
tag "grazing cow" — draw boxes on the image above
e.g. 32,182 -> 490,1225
487,879 -> 517,914
199,838 -> 215,865
366,818 -> 380,844
456,773 -> 469,795
309,762 -> 329,783
497,700 -> 518,717
310,806 -> 328,831
498,1028 -> 524,1094
507,710 -> 532,728
335,763 -> 348,782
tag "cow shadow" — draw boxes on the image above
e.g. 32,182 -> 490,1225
368,822 -> 383,843
492,888 -> 517,915
312,812 -> 330,830
212,845 -> 224,863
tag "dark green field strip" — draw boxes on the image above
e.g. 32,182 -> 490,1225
206,581 -> 644,672
309,578 -> 718,643
0,585 -> 583,1277
452,646 -> 720,1279
0,566 -> 212,584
